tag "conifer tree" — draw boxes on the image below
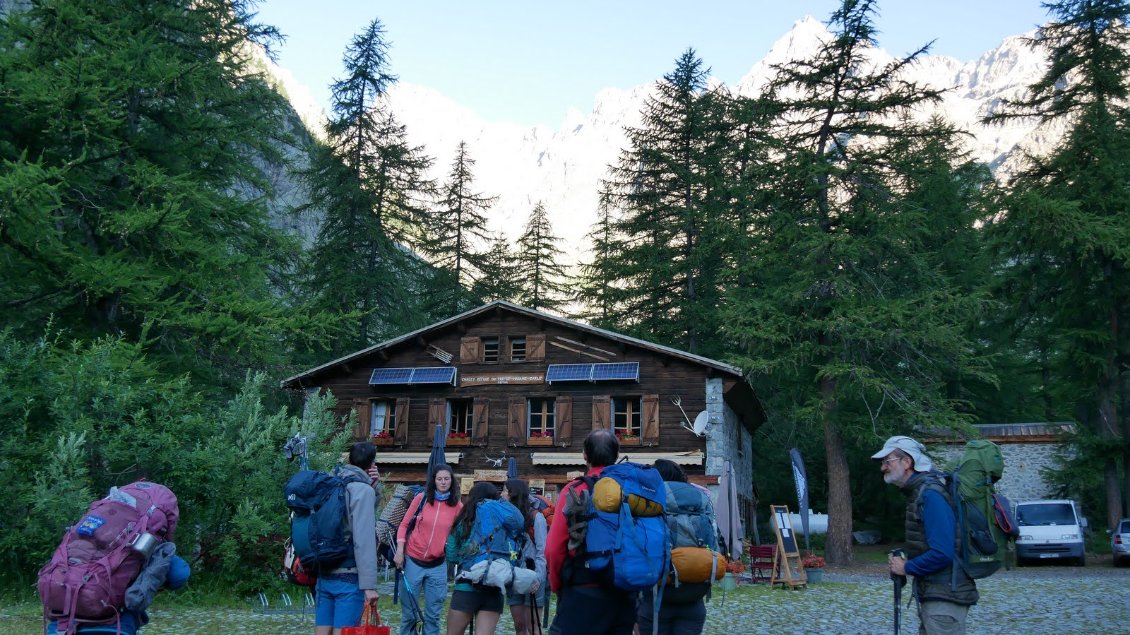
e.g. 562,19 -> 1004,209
420,141 -> 496,316
575,187 -> 624,328
300,18 -> 434,353
472,232 -> 522,302
0,0 -> 323,380
597,49 -> 729,355
515,202 -> 571,313
985,0 -> 1130,526
723,0 -> 993,564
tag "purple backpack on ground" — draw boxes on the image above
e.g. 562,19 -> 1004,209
38,481 -> 180,633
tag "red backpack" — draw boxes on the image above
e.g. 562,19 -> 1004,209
38,481 -> 180,632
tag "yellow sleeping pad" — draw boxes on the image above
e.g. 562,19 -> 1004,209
669,547 -> 727,584
592,476 -> 664,516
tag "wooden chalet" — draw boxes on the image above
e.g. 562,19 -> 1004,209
281,301 -> 764,524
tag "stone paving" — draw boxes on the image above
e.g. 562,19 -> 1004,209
2,567 -> 1127,634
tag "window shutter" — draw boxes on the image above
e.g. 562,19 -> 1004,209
508,397 -> 527,446
394,398 -> 410,445
460,337 -> 481,363
556,396 -> 573,447
642,394 -> 660,446
428,399 -> 446,441
353,400 -> 371,441
591,395 -> 610,431
527,334 -> 546,361
472,399 -> 490,444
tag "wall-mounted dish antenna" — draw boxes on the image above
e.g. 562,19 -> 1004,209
691,411 -> 709,436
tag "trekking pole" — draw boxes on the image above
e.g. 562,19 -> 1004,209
889,549 -> 907,635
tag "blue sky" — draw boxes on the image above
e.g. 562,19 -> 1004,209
255,1 -> 1051,128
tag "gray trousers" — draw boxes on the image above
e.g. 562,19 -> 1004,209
918,600 -> 969,635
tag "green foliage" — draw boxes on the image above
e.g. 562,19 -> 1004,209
515,202 -> 572,312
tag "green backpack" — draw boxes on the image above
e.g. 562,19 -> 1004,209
944,440 -> 1017,581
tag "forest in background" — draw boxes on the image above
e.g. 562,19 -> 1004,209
1,0 -> 1127,587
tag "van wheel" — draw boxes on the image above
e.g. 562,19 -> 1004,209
1074,555 -> 1086,567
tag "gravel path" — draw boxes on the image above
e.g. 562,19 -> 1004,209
2,565 -> 1126,634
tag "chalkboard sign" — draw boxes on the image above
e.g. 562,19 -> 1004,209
772,505 -> 799,554
769,504 -> 807,588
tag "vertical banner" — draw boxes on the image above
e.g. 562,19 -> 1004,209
789,448 -> 811,552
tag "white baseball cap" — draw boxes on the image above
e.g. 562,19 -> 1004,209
871,436 -> 934,472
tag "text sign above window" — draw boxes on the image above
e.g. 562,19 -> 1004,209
460,371 -> 547,387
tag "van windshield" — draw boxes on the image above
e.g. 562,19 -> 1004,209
1017,503 -> 1075,526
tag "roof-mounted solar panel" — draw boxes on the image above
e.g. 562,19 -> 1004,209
369,367 -> 456,386
545,362 -> 639,383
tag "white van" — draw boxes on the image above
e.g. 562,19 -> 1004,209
1015,499 -> 1087,566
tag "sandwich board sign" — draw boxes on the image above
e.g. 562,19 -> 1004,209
769,504 -> 807,588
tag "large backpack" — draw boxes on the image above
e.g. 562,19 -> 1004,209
285,466 -> 367,575
663,481 -> 725,603
376,484 -> 425,559
565,462 -> 669,593
38,481 -> 180,632
934,440 -> 1018,583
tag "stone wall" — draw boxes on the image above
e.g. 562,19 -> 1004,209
929,441 -> 1067,503
705,377 -> 754,529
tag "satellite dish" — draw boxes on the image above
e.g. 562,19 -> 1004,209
692,411 -> 709,436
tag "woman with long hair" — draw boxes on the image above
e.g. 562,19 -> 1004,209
445,482 -> 523,635
503,479 -> 547,635
395,465 -> 462,635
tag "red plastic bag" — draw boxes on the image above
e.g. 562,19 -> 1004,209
342,604 -> 390,635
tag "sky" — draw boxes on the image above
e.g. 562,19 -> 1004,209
254,1 -> 1052,128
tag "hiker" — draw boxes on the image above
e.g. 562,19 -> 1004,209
445,481 -> 525,635
637,459 -> 718,635
875,436 -> 978,635
546,429 -> 636,635
503,479 -> 547,635
43,482 -> 188,635
395,464 -> 462,635
316,441 -> 381,635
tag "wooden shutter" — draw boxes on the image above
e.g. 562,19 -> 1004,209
642,394 -> 660,446
460,337 -> 481,363
591,395 -> 610,431
353,400 -> 371,440
428,399 -> 447,441
472,399 -> 490,444
556,396 -> 572,447
508,397 -> 527,446
527,334 -> 546,361
394,398 -> 410,445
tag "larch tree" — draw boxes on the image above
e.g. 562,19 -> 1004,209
515,202 -> 571,313
723,0 -> 994,565
473,232 -> 523,303
985,0 -> 1130,527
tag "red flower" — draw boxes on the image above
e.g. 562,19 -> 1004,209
447,431 -> 467,439
373,431 -> 391,439
801,553 -> 825,569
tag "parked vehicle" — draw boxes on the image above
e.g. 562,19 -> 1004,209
1015,499 -> 1087,566
1111,518 -> 1130,567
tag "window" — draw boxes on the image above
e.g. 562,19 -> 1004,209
483,337 -> 500,363
448,399 -> 473,436
370,399 -> 396,436
612,396 -> 642,438
527,397 -> 555,439
511,337 -> 527,362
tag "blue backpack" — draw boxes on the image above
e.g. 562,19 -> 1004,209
285,466 -> 367,574
567,462 -> 669,592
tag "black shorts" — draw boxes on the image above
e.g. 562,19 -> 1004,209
450,586 -> 504,614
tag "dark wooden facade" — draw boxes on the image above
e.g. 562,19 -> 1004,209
282,302 -> 762,498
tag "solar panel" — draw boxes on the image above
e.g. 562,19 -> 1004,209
590,362 -> 640,382
369,367 -> 456,386
410,367 -> 457,385
369,368 -> 415,385
545,364 -> 593,383
545,362 -> 640,383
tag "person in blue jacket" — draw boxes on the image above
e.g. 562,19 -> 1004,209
47,547 -> 190,635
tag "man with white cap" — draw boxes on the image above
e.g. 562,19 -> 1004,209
874,436 -> 977,635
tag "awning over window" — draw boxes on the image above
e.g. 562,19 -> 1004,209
530,451 -> 703,466
373,452 -> 462,465
545,362 -> 639,384
369,366 -> 457,386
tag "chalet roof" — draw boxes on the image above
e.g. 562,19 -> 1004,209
282,300 -> 747,388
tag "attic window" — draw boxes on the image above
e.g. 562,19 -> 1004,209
483,337 -> 500,363
511,337 -> 527,362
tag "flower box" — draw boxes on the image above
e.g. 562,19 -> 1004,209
372,435 -> 394,446
446,435 -> 470,446
617,435 -> 641,446
527,436 -> 555,446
